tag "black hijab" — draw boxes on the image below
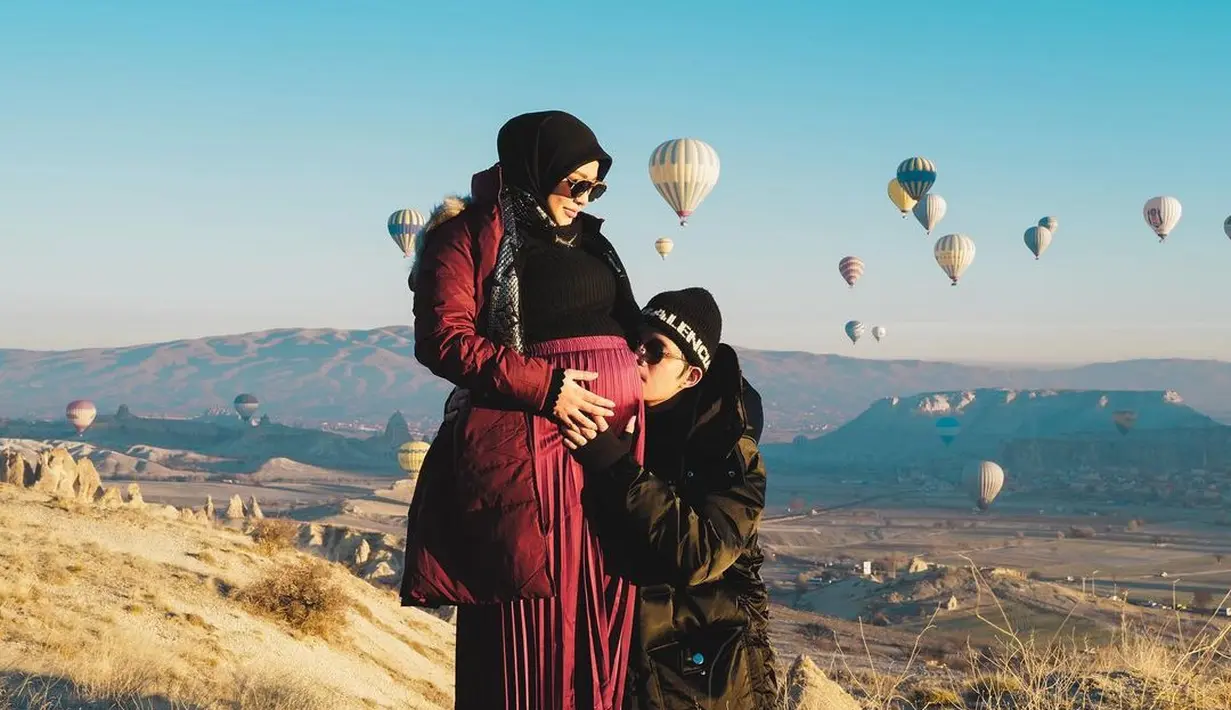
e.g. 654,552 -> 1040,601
497,110 -> 612,213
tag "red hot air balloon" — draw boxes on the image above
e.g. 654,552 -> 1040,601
66,400 -> 97,434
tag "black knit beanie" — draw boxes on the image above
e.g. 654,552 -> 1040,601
642,287 -> 723,371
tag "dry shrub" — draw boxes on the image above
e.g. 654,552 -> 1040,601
233,668 -> 334,710
249,518 -> 299,555
911,683 -> 963,708
239,559 -> 347,638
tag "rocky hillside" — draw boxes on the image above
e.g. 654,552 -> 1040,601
787,388 -> 1220,465
0,470 -> 454,708
6,327 -> 1231,441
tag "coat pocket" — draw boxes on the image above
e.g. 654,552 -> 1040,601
645,624 -> 768,710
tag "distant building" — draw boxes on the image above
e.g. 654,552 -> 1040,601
862,560 -> 872,576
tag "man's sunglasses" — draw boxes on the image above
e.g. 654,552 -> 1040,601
563,176 -> 607,202
636,339 -> 689,366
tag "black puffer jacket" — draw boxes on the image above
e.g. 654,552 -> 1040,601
574,344 -> 779,709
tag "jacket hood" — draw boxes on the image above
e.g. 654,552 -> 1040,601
688,344 -> 763,454
407,164 -> 502,292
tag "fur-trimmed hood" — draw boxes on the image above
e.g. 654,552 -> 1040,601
407,195 -> 471,292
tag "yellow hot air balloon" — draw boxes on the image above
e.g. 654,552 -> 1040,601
654,237 -> 674,260
886,178 -> 916,218
397,440 -> 431,478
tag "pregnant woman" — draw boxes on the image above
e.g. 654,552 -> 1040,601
400,110 -> 644,710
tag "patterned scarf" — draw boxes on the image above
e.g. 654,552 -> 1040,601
484,186 -> 557,353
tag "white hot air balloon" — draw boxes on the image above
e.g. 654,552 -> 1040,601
648,138 -> 721,226
1038,216 -> 1059,234
934,233 -> 976,286
1143,196 -> 1182,241
963,460 -> 1006,510
1023,225 -> 1053,260
871,325 -> 887,342
654,237 -> 674,259
912,194 -> 947,235
844,320 -> 865,344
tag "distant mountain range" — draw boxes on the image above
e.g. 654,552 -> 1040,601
5,327 -> 1231,442
785,388 -> 1221,466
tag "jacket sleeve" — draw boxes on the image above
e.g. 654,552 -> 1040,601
411,214 -> 557,411
580,433 -> 767,587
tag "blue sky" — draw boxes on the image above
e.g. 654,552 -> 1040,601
2,1 -> 1229,363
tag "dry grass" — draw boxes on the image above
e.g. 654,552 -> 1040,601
798,558 -> 1231,709
248,518 -> 299,556
238,558 -> 348,638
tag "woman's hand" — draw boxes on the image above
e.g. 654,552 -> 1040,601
562,415 -> 636,451
553,369 -> 616,432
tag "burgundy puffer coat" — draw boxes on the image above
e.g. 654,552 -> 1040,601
399,164 -> 640,607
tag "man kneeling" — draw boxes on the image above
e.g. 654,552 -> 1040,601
564,287 -> 780,709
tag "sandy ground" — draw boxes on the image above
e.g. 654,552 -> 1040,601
0,484 -> 453,709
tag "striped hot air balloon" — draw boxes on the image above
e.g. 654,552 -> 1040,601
844,320 -> 865,344
871,325 -> 887,342
233,393 -> 260,422
648,138 -> 720,226
66,400 -> 97,434
895,157 -> 936,200
1143,196 -> 1182,241
388,209 -> 426,257
963,460 -> 1005,510
912,194 -> 947,235
654,237 -> 674,260
397,440 -> 431,478
936,416 -> 961,446
838,256 -> 864,288
1024,225 -> 1053,260
934,233 -> 976,286
1038,216 -> 1059,234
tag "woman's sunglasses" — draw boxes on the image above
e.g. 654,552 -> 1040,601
563,176 -> 607,202
636,339 -> 689,366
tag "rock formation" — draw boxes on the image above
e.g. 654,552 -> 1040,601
126,483 -> 146,508
784,655 -> 862,710
204,495 -> 216,522
2,449 -> 30,486
225,494 -> 245,520
247,496 -> 263,520
99,486 -> 122,508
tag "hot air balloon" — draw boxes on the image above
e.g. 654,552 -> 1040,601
934,233 -> 976,286
887,178 -> 916,218
66,400 -> 97,434
963,460 -> 1005,510
1024,225 -> 1053,260
654,237 -> 674,259
871,325 -> 887,342
844,320 -> 865,344
1223,216 -> 1231,240
787,494 -> 808,514
388,209 -> 426,258
233,394 -> 260,422
1143,196 -> 1182,241
895,157 -> 936,200
1038,216 -> 1059,234
936,416 -> 961,446
397,440 -> 431,478
838,256 -> 865,288
648,138 -> 720,226
1112,410 -> 1137,436
912,194 -> 947,234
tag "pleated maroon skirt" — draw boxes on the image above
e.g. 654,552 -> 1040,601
455,335 -> 644,710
